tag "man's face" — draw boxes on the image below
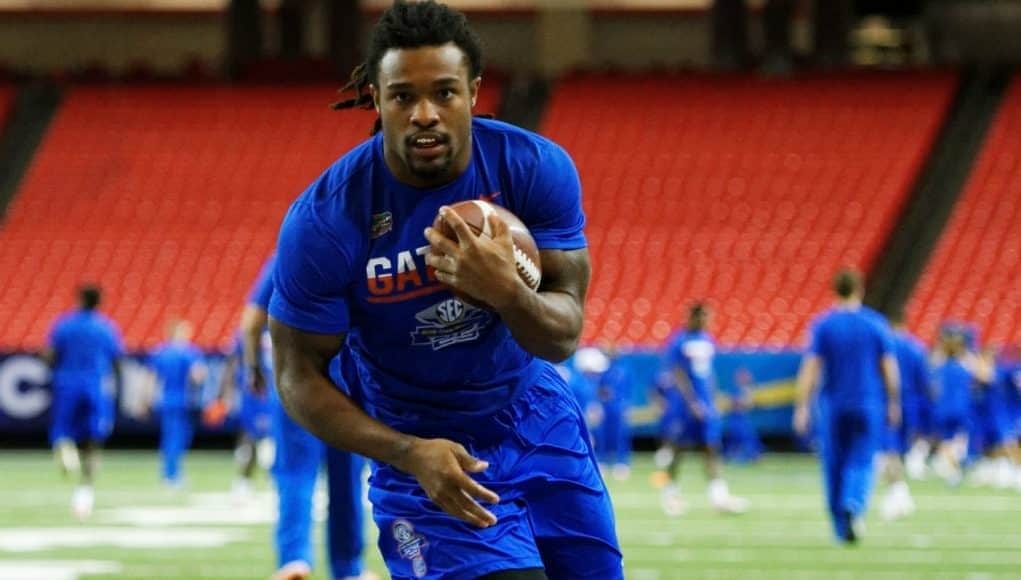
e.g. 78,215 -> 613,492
371,43 -> 480,188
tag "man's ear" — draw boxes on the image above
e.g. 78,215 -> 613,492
470,77 -> 481,108
370,84 -> 381,113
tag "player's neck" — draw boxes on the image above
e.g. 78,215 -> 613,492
836,298 -> 862,310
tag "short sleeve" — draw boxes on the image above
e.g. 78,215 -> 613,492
48,318 -> 65,351
517,142 -> 587,251
269,188 -> 356,335
247,255 -> 277,310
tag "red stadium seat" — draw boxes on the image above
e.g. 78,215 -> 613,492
0,83 -> 503,350
542,72 -> 955,348
908,76 -> 1021,345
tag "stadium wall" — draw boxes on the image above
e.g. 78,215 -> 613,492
0,349 -> 802,443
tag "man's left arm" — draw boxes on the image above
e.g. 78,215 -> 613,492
881,354 -> 901,427
493,246 -> 589,362
425,211 -> 589,362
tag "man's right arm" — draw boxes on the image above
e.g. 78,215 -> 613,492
793,354 -> 820,435
269,318 -> 500,527
881,354 -> 901,427
239,304 -> 268,394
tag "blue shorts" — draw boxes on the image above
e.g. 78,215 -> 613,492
661,405 -> 721,449
882,424 -> 906,454
680,414 -> 722,449
369,371 -> 623,580
937,413 -> 969,441
49,384 -> 108,444
970,411 -> 1008,452
906,402 -> 933,440
239,389 -> 272,439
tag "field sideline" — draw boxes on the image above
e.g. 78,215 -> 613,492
0,450 -> 1018,579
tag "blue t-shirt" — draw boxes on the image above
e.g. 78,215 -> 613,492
933,357 -> 974,418
149,341 -> 204,410
665,330 -> 716,406
598,360 -> 631,409
893,331 -> 930,409
654,371 -> 684,417
269,118 -> 586,428
807,305 -> 894,413
48,310 -> 123,389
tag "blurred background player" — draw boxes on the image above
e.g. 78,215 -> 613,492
43,283 -> 124,519
967,345 -> 1021,489
794,270 -> 900,544
653,369 -> 684,470
595,345 -> 633,480
243,256 -> 372,580
722,368 -> 762,464
877,309 -> 926,520
661,302 -> 748,516
215,330 -> 274,500
929,327 -> 989,486
144,320 -> 207,489
568,346 -> 609,444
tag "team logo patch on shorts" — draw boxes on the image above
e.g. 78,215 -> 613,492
392,519 -> 428,578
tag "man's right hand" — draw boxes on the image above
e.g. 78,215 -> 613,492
248,365 -> 267,395
396,437 -> 500,528
793,403 -> 810,436
887,401 -> 902,428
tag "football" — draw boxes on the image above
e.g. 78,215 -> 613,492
432,200 -> 543,302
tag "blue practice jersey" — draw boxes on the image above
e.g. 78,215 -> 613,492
893,331 -> 930,409
48,310 -> 123,388
932,357 -> 974,418
599,360 -> 631,408
807,306 -> 894,413
665,330 -> 716,405
270,118 -> 586,429
149,341 -> 204,410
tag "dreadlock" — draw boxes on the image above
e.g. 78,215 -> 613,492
332,0 -> 484,135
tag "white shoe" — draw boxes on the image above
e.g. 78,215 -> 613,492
661,485 -> 687,517
653,447 -> 674,469
271,560 -> 311,580
969,460 -> 994,487
994,458 -> 1014,489
905,450 -> 927,480
55,440 -> 81,478
612,464 -> 631,481
880,482 -> 914,521
708,479 -> 749,514
711,494 -> 749,514
231,478 -> 253,503
71,486 -> 94,520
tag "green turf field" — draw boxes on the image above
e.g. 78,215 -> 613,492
1,450 -> 1018,579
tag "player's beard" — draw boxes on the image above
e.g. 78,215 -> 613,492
405,145 -> 455,184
